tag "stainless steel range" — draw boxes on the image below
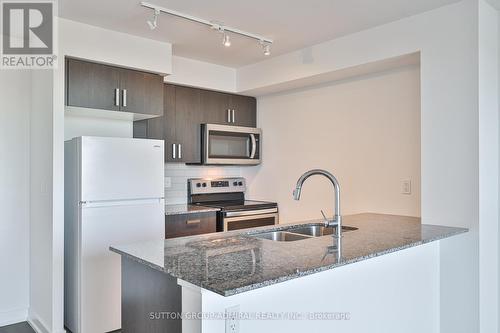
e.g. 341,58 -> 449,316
188,177 -> 278,232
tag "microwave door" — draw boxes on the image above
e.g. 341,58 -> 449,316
203,124 -> 261,165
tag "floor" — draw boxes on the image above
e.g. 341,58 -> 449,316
0,322 -> 123,333
0,323 -> 35,333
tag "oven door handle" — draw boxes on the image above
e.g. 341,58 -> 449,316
224,212 -> 279,231
225,208 -> 278,218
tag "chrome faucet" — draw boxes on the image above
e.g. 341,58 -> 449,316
293,169 -> 342,241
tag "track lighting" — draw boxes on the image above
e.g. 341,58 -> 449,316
141,2 -> 274,55
147,9 -> 160,30
222,32 -> 231,47
260,40 -> 271,56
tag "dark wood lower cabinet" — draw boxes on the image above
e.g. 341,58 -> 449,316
165,212 -> 217,239
121,257 -> 181,333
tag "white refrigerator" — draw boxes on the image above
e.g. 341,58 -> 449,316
64,136 -> 165,333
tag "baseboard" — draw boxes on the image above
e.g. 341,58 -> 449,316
0,307 -> 28,327
27,310 -> 50,333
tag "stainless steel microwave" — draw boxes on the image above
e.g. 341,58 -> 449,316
202,124 -> 261,165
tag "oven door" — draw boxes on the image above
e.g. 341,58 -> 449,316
203,124 -> 261,165
223,208 -> 278,232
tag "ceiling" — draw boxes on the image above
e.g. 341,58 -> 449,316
60,0 -> 461,68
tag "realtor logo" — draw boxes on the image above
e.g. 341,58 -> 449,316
1,0 -> 57,68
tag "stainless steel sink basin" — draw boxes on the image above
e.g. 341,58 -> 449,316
288,224 -> 358,237
251,231 -> 311,242
250,224 -> 358,242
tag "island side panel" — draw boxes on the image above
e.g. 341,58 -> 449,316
195,241 -> 440,333
121,257 -> 182,333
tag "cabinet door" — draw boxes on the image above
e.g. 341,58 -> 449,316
174,86 -> 202,163
66,58 -> 120,111
200,90 -> 231,125
119,69 -> 146,114
230,95 -> 257,127
143,73 -> 164,116
164,84 -> 177,162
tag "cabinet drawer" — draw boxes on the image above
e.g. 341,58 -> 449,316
165,212 -> 217,239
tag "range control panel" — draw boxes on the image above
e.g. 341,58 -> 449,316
188,177 -> 246,195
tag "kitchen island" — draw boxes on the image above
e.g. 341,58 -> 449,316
110,213 -> 467,333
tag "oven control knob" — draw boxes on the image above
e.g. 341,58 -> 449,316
202,183 -> 207,187
238,181 -> 243,186
196,183 -> 201,188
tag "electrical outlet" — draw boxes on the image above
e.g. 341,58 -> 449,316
164,177 -> 172,188
225,305 -> 240,333
401,179 -> 411,195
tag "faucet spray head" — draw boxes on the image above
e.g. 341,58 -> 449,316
293,187 -> 301,200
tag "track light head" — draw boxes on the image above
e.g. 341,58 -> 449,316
260,40 -> 271,56
222,33 -> 231,47
147,9 -> 160,30
263,44 -> 271,56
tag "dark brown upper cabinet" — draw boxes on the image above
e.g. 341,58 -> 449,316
200,89 -> 256,127
133,84 -> 257,164
135,84 -> 203,164
229,94 -> 257,127
66,58 -> 163,119
161,84 -> 203,163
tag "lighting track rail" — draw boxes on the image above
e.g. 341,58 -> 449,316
140,1 -> 273,55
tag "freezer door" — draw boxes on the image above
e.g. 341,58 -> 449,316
79,136 -> 164,202
80,200 -> 164,333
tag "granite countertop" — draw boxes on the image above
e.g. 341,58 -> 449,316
110,213 -> 468,297
165,204 -> 220,216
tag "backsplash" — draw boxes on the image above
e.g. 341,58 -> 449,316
164,164 -> 242,204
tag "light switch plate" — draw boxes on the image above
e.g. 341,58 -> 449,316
401,179 -> 411,195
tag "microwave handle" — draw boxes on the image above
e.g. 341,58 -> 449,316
250,134 -> 257,159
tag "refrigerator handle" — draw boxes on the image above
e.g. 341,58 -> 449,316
80,198 -> 164,208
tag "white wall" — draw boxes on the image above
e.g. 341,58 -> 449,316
165,56 -> 236,92
60,19 -> 172,75
0,70 -> 31,326
478,2 -> 499,332
29,70 -> 55,333
64,116 -> 132,140
244,66 -> 421,222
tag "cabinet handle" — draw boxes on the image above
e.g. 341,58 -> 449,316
178,144 -> 182,159
186,219 -> 201,225
172,143 -> 176,159
122,89 -> 127,107
227,109 -> 231,123
232,109 -> 235,123
114,88 -> 120,106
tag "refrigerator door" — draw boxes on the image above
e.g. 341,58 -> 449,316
80,200 -> 164,333
79,136 -> 164,202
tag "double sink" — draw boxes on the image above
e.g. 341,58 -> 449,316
250,224 -> 358,242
